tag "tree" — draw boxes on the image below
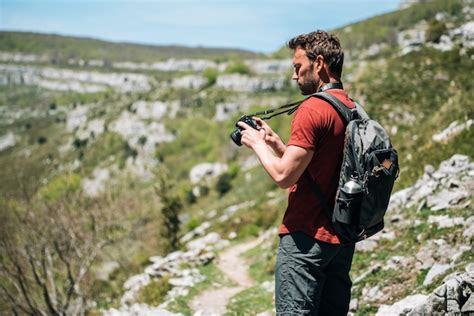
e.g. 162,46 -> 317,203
215,172 -> 233,196
154,174 -> 182,254
0,194 -> 118,315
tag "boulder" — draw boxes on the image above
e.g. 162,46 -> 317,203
409,271 -> 474,314
376,294 -> 428,315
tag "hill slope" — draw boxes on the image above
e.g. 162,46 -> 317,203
0,0 -> 473,314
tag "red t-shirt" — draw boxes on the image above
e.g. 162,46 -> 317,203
278,89 -> 355,244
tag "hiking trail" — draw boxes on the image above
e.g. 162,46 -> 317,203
189,236 -> 265,315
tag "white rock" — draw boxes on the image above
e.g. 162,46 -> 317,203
0,132 -> 17,151
123,274 -> 150,291
432,119 -> 473,143
362,285 -> 384,302
180,221 -> 211,243
214,102 -> 241,122
463,216 -> 474,239
244,59 -> 292,74
0,51 -> 48,63
428,215 -> 464,228
427,189 -> 470,211
260,280 -> 275,293
216,74 -> 285,92
423,264 -> 451,286
376,294 -> 428,316
218,201 -> 255,222
397,22 -> 427,55
189,162 -> 228,184
114,58 -> 217,72
76,118 -> 105,141
103,303 -> 181,316
132,100 -> 169,120
186,232 -> 223,251
356,239 -> 378,252
0,64 -> 150,93
429,34 -> 454,52
349,298 -> 358,312
383,256 -> 413,271
82,167 -> 111,197
171,75 -> 207,90
110,111 -> 175,172
96,261 -> 120,281
67,105 -> 89,131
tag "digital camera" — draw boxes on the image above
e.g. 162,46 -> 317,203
230,115 -> 261,146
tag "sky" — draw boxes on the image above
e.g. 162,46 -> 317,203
0,0 -> 401,53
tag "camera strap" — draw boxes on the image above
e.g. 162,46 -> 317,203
247,82 -> 344,120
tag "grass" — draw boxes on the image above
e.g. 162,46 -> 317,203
1,3 -> 473,314
226,286 -> 274,315
136,275 -> 173,306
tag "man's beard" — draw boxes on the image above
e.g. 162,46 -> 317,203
298,78 -> 318,95
298,72 -> 318,95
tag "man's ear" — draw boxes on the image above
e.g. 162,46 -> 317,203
315,55 -> 325,73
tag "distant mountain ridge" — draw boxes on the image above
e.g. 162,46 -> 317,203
0,31 -> 261,62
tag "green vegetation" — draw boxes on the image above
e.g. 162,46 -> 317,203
155,172 -> 183,254
226,286 -> 274,315
137,275 -> 172,306
202,67 -> 219,86
225,62 -> 253,75
38,172 -> 82,202
0,31 -> 260,63
1,0 -> 473,313
426,19 -> 448,43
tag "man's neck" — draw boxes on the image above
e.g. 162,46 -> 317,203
317,77 -> 341,91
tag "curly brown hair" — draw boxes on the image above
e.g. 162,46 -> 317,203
288,30 -> 344,78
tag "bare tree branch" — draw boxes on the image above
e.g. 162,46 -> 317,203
0,282 -> 30,314
27,247 -> 57,315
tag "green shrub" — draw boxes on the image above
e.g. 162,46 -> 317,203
202,67 -> 218,86
136,275 -> 172,306
426,20 -> 447,43
215,172 -> 233,196
185,216 -> 200,231
38,173 -> 82,202
239,223 -> 260,238
225,62 -> 252,75
36,136 -> 47,144
155,174 -> 183,254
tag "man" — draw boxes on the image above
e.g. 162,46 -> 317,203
238,30 -> 355,315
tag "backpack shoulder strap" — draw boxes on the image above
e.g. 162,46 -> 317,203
304,170 -> 334,222
311,91 -> 354,124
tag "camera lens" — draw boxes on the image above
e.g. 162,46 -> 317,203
230,129 -> 242,146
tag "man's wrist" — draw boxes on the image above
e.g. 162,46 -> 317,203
252,141 -> 267,152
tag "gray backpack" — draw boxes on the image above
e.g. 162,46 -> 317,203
306,92 -> 399,243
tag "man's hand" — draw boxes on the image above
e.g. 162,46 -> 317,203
253,117 -> 287,157
237,120 -> 267,149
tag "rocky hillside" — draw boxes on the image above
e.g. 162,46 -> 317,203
0,0 -> 473,315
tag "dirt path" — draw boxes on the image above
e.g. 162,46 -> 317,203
190,237 -> 264,315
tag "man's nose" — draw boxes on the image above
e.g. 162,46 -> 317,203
292,71 -> 298,81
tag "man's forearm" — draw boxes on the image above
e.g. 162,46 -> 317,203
270,142 -> 287,158
252,143 -> 290,188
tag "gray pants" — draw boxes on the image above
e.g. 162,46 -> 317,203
275,232 -> 355,315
